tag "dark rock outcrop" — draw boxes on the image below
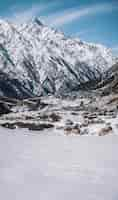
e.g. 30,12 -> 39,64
0,102 -> 11,115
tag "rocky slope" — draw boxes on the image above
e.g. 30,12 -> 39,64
0,18 -> 116,98
95,62 -> 118,95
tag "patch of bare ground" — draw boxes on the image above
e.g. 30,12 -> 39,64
98,125 -> 113,136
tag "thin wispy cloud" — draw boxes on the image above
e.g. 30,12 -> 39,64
5,1 -> 59,24
72,29 -> 96,38
0,1 -> 117,51
7,5 -> 44,24
42,2 -> 118,27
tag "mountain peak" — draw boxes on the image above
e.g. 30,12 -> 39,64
0,18 -> 116,98
34,17 -> 44,26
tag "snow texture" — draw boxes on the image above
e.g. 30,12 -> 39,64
0,128 -> 118,200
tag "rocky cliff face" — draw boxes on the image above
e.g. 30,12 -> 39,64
0,18 -> 116,98
96,62 -> 118,95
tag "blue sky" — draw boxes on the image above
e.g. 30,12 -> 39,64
0,0 -> 118,55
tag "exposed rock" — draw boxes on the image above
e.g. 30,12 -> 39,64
40,112 -> 61,122
84,113 -> 97,120
49,113 -> 61,122
79,101 -> 84,107
81,120 -> 89,127
1,122 -> 16,129
65,119 -> 74,126
98,126 -> 113,136
64,123 -> 81,135
72,124 -> 81,135
0,90 -> 118,136
0,102 -> 11,115
80,129 -> 89,135
98,63 -> 118,96
89,118 -> 105,124
64,126 -> 73,135
71,112 -> 78,115
56,125 -> 64,130
29,123 -> 54,131
1,121 -> 54,131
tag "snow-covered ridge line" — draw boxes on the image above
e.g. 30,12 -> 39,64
0,18 -> 116,98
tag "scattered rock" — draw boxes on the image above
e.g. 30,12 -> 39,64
1,121 -> 54,131
49,113 -> 61,122
80,101 -> 84,107
25,116 -> 34,120
84,113 -> 97,120
80,129 -> 89,135
64,126 -> 73,135
72,124 -> 81,135
40,114 -> 49,120
1,123 -> 16,129
29,123 -> 54,131
89,118 -> 105,124
64,123 -> 81,135
56,126 -> 64,130
0,102 -> 12,115
40,113 -> 61,122
71,112 -> 78,115
98,126 -> 113,136
82,120 -> 89,127
65,119 -> 74,126
98,109 -> 107,116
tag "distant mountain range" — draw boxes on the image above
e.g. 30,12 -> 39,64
0,18 -> 117,99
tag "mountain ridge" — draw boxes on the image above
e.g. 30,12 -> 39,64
0,18 -> 116,98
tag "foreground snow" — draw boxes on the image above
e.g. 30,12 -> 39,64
0,127 -> 118,200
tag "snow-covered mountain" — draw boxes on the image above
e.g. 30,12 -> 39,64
0,18 -> 116,98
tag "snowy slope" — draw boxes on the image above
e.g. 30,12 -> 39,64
0,18 -> 116,98
0,129 -> 118,200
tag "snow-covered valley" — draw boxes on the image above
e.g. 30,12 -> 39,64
0,17 -> 118,200
0,92 -> 118,199
1,92 -> 118,136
